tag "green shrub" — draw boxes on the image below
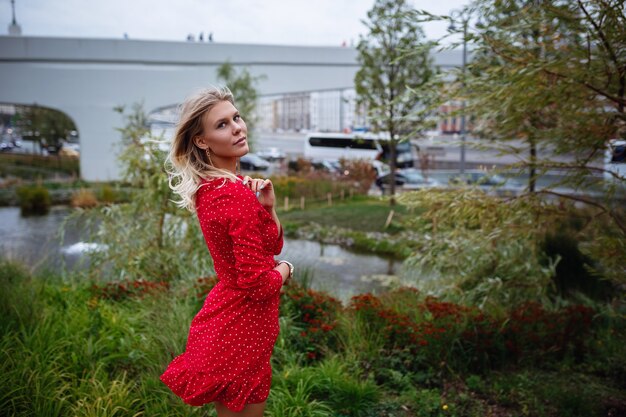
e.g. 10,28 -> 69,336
65,103 -> 215,282
347,289 -> 598,374
16,184 -> 51,215
0,259 -> 39,333
275,356 -> 380,417
321,376 -> 380,416
272,174 -> 362,206
71,187 -> 98,208
280,281 -> 343,363
1,258 -> 624,417
267,377 -> 333,417
541,230 -> 613,301
99,184 -> 118,204
406,388 -> 447,417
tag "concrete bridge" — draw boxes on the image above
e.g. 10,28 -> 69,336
0,36 -> 461,180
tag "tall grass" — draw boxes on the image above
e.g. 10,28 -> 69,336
0,260 -> 209,416
2,258 -> 624,416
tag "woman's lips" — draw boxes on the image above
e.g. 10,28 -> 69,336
234,137 -> 246,145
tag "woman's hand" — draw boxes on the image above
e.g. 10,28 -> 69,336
242,175 -> 275,210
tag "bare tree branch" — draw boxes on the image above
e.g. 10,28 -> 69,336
534,189 -> 626,235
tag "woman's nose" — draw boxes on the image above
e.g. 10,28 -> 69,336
231,121 -> 242,134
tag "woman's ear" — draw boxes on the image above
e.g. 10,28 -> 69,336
193,136 -> 206,150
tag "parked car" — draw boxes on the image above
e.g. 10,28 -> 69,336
311,159 -> 342,175
0,141 -> 14,152
256,147 -> 286,161
372,160 -> 390,177
240,153 -> 270,171
376,168 -> 441,191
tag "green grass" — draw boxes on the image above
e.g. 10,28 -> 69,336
276,195 -> 425,258
471,367 -> 626,417
0,153 -> 80,178
279,195 -> 421,233
0,179 -> 133,206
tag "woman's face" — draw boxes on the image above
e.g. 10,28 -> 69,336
197,100 -> 248,158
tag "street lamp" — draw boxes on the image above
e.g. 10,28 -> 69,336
8,0 -> 22,36
448,9 -> 470,175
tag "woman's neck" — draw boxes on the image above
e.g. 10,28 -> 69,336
211,154 -> 237,175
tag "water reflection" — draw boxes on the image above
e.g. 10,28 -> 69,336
0,205 -> 89,271
0,206 -> 406,302
280,238 -> 401,302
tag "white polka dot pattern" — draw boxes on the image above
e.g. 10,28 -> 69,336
160,174 -> 284,412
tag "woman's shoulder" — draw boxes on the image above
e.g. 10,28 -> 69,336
195,174 -> 254,212
197,173 -> 242,190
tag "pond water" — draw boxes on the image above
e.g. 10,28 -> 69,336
0,206 -> 415,302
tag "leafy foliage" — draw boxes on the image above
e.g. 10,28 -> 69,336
13,104 -> 76,154
355,0 -> 438,202
16,184 -> 51,215
398,188 -> 561,310
280,281 -> 343,363
60,103 -> 213,282
403,0 -> 626,312
338,158 -> 378,194
348,288 -> 598,374
438,0 -> 626,230
1,259 -> 624,416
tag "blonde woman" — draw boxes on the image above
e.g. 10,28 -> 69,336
161,86 -> 294,417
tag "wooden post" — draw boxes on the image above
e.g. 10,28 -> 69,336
384,209 -> 395,228
284,196 -> 289,211
349,188 -> 354,198
340,189 -> 345,200
300,196 -> 305,210
327,192 -> 332,206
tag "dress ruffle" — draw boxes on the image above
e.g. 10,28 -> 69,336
160,354 -> 271,412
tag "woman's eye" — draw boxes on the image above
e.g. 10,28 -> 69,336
217,122 -> 225,128
234,115 -> 241,121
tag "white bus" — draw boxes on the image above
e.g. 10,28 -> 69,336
303,132 -> 415,167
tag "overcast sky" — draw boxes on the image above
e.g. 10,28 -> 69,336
3,0 -> 470,46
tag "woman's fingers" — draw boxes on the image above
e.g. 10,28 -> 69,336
259,179 -> 271,190
252,178 -> 269,192
242,176 -> 270,193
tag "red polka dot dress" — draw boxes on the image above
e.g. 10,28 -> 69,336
160,174 -> 284,412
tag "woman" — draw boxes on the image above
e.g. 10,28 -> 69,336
161,86 -> 294,416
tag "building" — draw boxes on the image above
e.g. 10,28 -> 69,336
258,88 -> 367,133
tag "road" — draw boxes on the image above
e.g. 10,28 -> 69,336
254,132 -> 605,170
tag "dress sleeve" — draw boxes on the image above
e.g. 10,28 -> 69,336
226,194 -> 284,301
274,224 -> 284,255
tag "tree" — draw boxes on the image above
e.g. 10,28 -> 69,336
62,103 -> 214,282
216,62 -> 264,150
15,104 -> 76,154
447,0 -> 625,232
355,0 -> 436,205
411,0 -> 625,288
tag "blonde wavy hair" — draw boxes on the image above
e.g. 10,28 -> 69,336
165,86 -> 241,212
